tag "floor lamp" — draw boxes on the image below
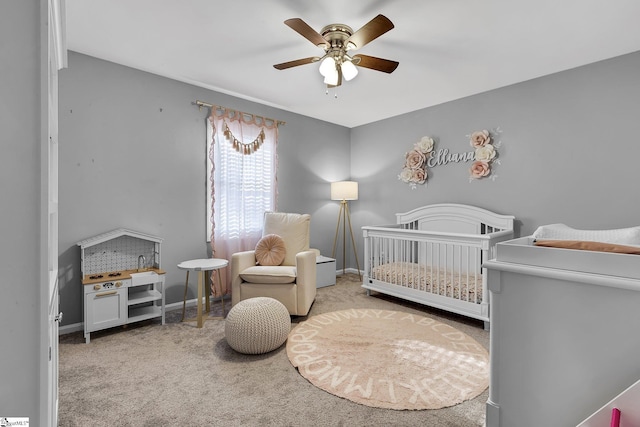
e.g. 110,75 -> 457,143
331,181 -> 361,279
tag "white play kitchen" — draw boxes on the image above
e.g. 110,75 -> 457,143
77,229 -> 166,343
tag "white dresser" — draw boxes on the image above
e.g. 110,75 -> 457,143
484,237 -> 640,427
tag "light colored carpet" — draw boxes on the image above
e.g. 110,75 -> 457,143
287,309 -> 489,410
58,273 -> 488,426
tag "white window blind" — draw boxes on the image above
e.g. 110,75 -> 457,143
206,117 -> 277,252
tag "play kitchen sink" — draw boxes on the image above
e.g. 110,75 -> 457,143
78,229 -> 165,343
130,270 -> 161,286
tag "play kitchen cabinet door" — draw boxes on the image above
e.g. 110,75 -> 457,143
84,282 -> 128,336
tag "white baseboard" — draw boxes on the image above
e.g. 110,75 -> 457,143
485,400 -> 500,427
337,268 -> 363,277
164,294 -> 229,311
59,322 -> 83,335
59,295 -> 231,336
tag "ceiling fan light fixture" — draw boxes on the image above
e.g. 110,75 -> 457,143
319,56 -> 336,77
341,59 -> 358,81
323,66 -> 339,86
275,15 -> 398,90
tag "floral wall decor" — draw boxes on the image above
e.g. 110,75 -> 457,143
468,127 -> 502,182
398,127 -> 503,189
398,136 -> 434,189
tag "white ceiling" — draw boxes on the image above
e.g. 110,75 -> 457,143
65,0 -> 640,128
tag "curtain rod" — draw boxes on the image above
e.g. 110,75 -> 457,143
194,100 -> 286,126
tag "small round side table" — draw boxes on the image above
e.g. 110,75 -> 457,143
178,258 -> 228,328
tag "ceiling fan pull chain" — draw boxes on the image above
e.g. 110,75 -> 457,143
325,87 -> 338,98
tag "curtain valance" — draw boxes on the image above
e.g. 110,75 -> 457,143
208,105 -> 280,155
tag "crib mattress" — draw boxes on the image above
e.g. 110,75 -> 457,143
370,262 -> 483,303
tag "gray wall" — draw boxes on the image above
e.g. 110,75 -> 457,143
58,52 -> 350,326
350,50 -> 640,265
59,49 -> 640,329
0,0 -> 42,421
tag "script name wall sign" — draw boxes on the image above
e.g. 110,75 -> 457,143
427,148 -> 475,168
399,127 -> 502,189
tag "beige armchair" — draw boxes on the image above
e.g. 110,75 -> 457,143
231,212 -> 317,316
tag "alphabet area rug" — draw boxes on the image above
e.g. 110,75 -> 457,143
286,309 -> 489,411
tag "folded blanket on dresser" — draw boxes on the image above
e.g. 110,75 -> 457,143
533,224 -> 640,254
534,240 -> 640,254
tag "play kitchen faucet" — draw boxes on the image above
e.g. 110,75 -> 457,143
138,255 -> 146,271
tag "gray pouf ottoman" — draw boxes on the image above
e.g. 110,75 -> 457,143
225,297 -> 291,354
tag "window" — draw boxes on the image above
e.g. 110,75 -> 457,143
206,110 -> 278,272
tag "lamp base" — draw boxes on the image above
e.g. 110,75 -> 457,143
331,200 -> 361,280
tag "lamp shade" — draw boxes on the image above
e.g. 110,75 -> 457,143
331,181 -> 358,201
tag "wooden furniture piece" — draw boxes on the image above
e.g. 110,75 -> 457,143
316,256 -> 336,288
361,204 -> 514,328
178,258 -> 228,328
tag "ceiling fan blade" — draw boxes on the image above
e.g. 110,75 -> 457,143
284,18 -> 328,48
352,54 -> 399,74
273,57 -> 319,70
345,14 -> 394,50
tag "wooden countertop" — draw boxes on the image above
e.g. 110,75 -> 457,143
82,268 -> 166,285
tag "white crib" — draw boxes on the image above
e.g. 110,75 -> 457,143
362,204 -> 515,327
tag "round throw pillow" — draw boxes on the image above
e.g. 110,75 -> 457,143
255,234 -> 286,266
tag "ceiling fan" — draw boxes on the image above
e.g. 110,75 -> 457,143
273,14 -> 399,88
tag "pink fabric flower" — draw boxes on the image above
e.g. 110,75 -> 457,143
405,149 -> 426,169
470,130 -> 491,148
412,168 -> 426,183
470,161 -> 491,179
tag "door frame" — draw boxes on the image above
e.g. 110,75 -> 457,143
40,0 -> 66,425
